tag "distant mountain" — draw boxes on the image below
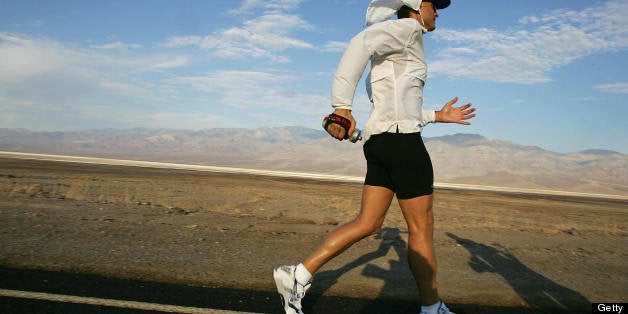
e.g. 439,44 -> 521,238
0,127 -> 626,195
425,133 -> 489,147
578,149 -> 621,156
424,134 -> 626,195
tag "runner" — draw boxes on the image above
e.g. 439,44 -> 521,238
274,1 -> 476,313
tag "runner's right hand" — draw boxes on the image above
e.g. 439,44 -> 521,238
326,109 -> 356,141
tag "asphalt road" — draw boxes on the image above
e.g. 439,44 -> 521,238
1,266 -> 585,314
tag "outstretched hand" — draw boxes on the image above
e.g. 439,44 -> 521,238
435,97 -> 476,125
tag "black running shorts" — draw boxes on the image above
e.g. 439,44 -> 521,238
363,132 -> 434,199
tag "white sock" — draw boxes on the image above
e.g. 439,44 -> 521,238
421,301 -> 441,314
295,263 -> 312,285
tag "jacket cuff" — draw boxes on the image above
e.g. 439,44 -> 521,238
332,104 -> 353,110
423,109 -> 436,124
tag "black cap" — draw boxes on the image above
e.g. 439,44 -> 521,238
432,0 -> 451,9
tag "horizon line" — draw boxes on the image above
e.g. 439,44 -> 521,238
1,151 -> 626,201
0,127 -> 624,155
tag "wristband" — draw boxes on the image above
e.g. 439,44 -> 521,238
322,113 -> 352,136
322,113 -> 362,143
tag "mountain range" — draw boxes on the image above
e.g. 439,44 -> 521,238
1,127 -> 626,196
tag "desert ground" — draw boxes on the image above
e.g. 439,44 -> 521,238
0,156 -> 626,313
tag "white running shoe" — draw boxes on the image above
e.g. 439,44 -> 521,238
420,301 -> 455,314
273,265 -> 311,314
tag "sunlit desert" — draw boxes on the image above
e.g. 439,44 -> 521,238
0,156 -> 625,313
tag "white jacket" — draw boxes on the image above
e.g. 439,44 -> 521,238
331,18 -> 436,142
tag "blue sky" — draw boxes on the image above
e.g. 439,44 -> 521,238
1,0 -> 626,154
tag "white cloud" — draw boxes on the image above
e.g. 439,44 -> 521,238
164,12 -> 314,63
99,80 -> 150,97
164,1 -> 318,63
228,0 -> 304,14
90,42 -> 142,51
0,32 -> 199,131
148,56 -> 193,70
431,0 -> 628,84
0,33 -> 75,83
323,41 -> 347,52
247,13 -> 313,34
0,32 -> 191,85
171,70 -> 328,117
173,70 -> 288,93
162,35 -> 203,48
595,82 -> 628,94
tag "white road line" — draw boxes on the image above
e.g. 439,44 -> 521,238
0,151 -> 364,183
1,151 -> 626,201
0,288 -> 260,314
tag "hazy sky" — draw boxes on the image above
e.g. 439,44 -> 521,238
1,0 -> 627,153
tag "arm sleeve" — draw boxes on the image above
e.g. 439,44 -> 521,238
331,21 -> 416,110
420,109 -> 436,127
331,31 -> 371,110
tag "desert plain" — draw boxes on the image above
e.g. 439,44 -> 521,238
0,156 -> 626,313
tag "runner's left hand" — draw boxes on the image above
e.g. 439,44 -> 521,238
435,97 -> 476,125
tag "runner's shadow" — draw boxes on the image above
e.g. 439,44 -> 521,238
446,232 -> 590,312
304,228 -> 418,313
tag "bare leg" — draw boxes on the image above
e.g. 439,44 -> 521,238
398,194 -> 439,306
302,185 -> 394,275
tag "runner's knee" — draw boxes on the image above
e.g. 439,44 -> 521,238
352,218 -> 383,238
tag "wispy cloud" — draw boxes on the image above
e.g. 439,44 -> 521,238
322,41 -> 347,52
164,13 -> 315,63
0,33 -> 190,82
0,33 -> 74,83
431,0 -> 628,84
595,82 -> 628,94
148,56 -> 193,71
164,0 -> 314,63
228,0 -> 304,15
171,70 -> 327,116
89,42 -> 142,51
0,32 -> 195,130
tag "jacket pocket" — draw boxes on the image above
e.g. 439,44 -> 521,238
369,60 -> 394,108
